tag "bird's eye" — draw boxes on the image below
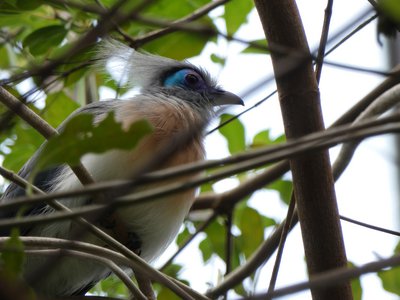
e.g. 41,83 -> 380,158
185,73 -> 199,86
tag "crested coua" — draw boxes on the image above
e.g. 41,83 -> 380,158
0,40 -> 243,296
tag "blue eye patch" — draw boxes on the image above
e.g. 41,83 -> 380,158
164,69 -> 190,87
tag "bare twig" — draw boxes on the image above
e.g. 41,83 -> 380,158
0,86 -> 97,186
127,0 -> 229,48
225,210 -> 234,276
27,249 -> 147,300
251,254 -> 400,299
0,237 -> 206,300
315,0 -> 334,82
340,215 -> 400,237
0,166 -> 45,195
159,212 -> 218,271
266,194 -> 296,298
333,84 -> 400,179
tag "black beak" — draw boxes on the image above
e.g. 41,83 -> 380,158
212,90 -> 244,106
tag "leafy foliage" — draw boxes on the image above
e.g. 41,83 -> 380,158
241,39 -> 269,54
379,267 -> 400,296
23,25 -> 67,56
33,112 -> 153,175
348,262 -> 363,300
219,113 -> 246,154
378,241 -> 400,296
91,274 -> 129,297
224,0 -> 254,35
235,206 -> 272,258
2,92 -> 80,172
0,229 -> 25,277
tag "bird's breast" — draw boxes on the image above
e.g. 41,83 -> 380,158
54,98 -> 206,258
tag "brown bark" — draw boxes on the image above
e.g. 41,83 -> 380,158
253,1 -> 353,299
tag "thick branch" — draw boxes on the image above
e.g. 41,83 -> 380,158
253,1 -> 352,299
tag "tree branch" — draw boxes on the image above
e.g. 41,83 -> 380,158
253,1 -> 352,299
252,253 -> 400,299
27,249 -> 147,300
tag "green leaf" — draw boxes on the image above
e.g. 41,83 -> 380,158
16,0 -> 43,10
137,0 -> 214,59
251,129 -> 285,148
176,226 -> 190,246
144,0 -> 210,19
394,240 -> 400,254
348,262 -> 362,300
51,44 -> 95,87
210,53 -> 226,66
2,94 -> 77,172
0,46 -> 10,68
379,0 -> 400,22
3,121 -> 44,172
3,144 -> 38,172
236,206 -> 264,258
241,39 -> 269,54
143,30 -> 210,60
199,233 -> 214,263
234,283 -> 249,297
0,228 -> 25,277
224,0 -> 253,35
267,179 -> 293,205
33,112 -> 153,174
162,263 -> 184,278
378,267 -> 400,296
91,274 -> 128,297
219,113 -> 246,154
200,180 -> 214,193
42,92 -> 80,127
23,25 -> 67,55
157,286 -> 182,300
199,219 -> 225,262
261,214 -> 276,228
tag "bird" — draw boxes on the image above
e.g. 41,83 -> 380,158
0,40 -> 243,296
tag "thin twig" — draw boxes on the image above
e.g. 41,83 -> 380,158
266,194 -> 296,298
315,0 -> 333,82
250,254 -> 400,299
27,249 -> 147,300
340,215 -> 400,237
159,212 -> 218,271
225,210 -> 233,276
333,83 -> 400,179
126,0 -> 229,48
0,237 -> 206,300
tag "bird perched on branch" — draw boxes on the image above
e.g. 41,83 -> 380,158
0,40 -> 243,296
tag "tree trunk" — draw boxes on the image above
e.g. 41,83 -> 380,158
254,1 -> 353,299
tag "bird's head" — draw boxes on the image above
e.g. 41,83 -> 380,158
97,40 -> 243,109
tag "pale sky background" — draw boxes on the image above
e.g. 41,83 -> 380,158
156,1 -> 400,299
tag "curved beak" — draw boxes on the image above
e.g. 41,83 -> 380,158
211,90 -> 244,106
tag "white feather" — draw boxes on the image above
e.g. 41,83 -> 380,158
96,39 -> 193,90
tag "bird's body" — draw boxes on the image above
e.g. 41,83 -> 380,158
0,41 -> 242,296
